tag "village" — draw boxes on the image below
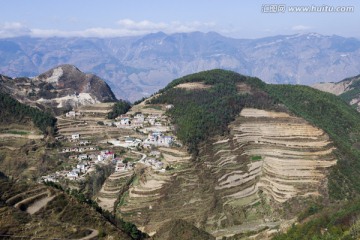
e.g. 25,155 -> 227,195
40,103 -> 177,184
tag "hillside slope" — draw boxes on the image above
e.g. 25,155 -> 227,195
0,178 -> 132,239
312,74 -> 360,111
0,92 -> 59,180
0,64 -> 117,115
0,91 -> 56,135
116,69 -> 360,239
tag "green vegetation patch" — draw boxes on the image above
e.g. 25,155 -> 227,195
143,105 -> 162,110
149,70 -> 360,200
339,75 -> 360,104
251,155 -> 262,161
0,92 -> 56,135
108,100 -> 131,119
340,88 -> 360,105
150,69 -> 276,154
118,191 -> 129,207
273,200 -> 360,240
6,130 -> 29,135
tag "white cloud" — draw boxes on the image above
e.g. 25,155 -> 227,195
117,19 -> 168,31
116,19 -> 216,35
0,22 -> 31,38
291,25 -> 312,31
0,19 -> 217,38
31,28 -> 138,38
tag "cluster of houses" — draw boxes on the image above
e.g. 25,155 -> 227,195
40,174 -> 59,183
144,132 -> 174,147
46,105 -> 178,184
139,158 -> 164,170
115,160 -> 134,172
108,133 -> 174,149
79,140 -> 91,146
97,150 -> 115,162
109,113 -> 168,129
65,150 -> 116,180
65,111 -> 81,118
67,161 -> 91,179
62,146 -> 97,153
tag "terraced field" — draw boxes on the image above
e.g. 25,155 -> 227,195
116,107 -> 337,239
232,108 -> 336,202
56,103 -> 135,140
0,180 -> 131,239
116,148 -> 211,236
203,108 -> 337,237
5,186 -> 56,214
96,170 -> 133,212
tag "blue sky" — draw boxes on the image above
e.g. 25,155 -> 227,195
0,0 -> 359,38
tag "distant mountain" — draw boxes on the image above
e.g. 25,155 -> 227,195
0,64 -> 117,114
312,74 -> 360,111
1,32 -> 360,101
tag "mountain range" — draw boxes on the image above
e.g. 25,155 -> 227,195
1,32 -> 360,101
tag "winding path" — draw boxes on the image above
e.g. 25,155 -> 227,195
77,229 -> 99,240
131,150 -> 147,162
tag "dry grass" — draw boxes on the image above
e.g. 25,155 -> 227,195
174,82 -> 211,90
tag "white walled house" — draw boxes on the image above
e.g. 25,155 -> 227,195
144,132 -> 173,147
66,111 -> 76,118
148,118 -> 156,125
134,113 -> 145,121
115,162 -> 126,172
67,171 -> 79,179
113,122 -> 122,127
78,154 -> 88,160
120,118 -> 130,125
71,133 -> 80,140
166,104 -> 174,110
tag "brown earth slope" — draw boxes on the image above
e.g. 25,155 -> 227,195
0,178 -> 131,239
117,107 -> 336,239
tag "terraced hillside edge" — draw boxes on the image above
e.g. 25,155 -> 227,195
118,69 -> 360,239
312,74 -> 360,112
0,179 -> 133,239
0,91 -> 60,179
265,84 -> 360,199
0,92 -> 56,135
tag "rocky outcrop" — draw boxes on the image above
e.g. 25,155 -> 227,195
0,64 -> 117,114
312,81 -> 351,96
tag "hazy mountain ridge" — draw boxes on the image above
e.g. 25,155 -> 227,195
0,64 -> 117,114
1,32 -> 360,101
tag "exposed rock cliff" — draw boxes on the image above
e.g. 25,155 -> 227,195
0,64 -> 117,114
